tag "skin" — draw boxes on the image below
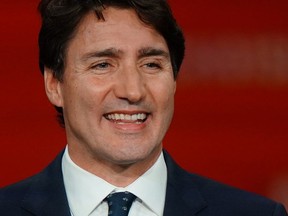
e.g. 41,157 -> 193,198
44,7 -> 176,187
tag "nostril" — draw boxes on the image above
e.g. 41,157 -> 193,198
115,85 -> 145,103
113,71 -> 146,103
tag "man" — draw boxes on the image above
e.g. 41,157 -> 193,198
0,0 -> 287,215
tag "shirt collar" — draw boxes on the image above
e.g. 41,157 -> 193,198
126,152 -> 167,215
62,147 -> 115,216
62,146 -> 167,216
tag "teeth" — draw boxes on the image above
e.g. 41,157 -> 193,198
106,113 -> 147,121
125,114 -> 131,121
131,114 -> 137,121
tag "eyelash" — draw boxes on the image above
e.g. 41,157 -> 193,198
145,62 -> 162,69
91,62 -> 110,70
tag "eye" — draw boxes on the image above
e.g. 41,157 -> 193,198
145,62 -> 161,69
140,58 -> 167,74
88,60 -> 117,75
91,62 -> 110,70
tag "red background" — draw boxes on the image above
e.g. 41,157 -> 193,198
1,0 -> 287,209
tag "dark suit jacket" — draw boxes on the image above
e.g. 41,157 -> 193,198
1,150 -> 287,216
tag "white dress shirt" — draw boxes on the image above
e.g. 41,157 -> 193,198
62,147 -> 167,216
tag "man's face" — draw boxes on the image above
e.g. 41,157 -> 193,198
46,7 -> 176,167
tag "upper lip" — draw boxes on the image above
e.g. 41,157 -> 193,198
104,110 -> 149,115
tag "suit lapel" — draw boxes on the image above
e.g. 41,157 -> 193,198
163,150 -> 208,216
21,151 -> 71,216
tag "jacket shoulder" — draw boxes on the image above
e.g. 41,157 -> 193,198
0,174 -> 41,214
183,169 -> 287,215
0,151 -> 65,215
163,150 -> 288,216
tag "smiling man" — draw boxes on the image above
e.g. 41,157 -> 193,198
0,0 -> 287,216
45,7 -> 176,186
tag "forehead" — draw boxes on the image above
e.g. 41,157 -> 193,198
67,7 -> 169,55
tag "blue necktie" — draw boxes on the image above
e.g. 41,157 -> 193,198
105,191 -> 136,216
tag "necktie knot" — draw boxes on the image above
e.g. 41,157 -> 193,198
105,191 -> 136,216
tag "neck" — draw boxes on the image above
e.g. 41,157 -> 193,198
67,145 -> 162,187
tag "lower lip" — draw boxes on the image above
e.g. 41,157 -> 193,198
106,117 -> 149,132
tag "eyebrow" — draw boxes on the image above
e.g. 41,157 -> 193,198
80,48 -> 122,61
138,47 -> 170,60
80,47 -> 170,62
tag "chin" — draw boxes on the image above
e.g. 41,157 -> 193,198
110,144 -> 161,165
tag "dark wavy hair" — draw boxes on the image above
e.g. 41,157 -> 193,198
38,0 -> 185,126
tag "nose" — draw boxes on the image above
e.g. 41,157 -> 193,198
114,66 -> 146,103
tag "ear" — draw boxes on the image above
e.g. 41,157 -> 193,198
173,81 -> 177,94
44,68 -> 63,107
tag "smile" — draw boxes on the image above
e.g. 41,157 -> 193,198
104,113 -> 148,124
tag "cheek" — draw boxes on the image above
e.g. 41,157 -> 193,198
153,80 -> 175,140
61,80 -> 94,117
153,79 -> 176,109
64,77 -> 104,103
147,78 -> 175,128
